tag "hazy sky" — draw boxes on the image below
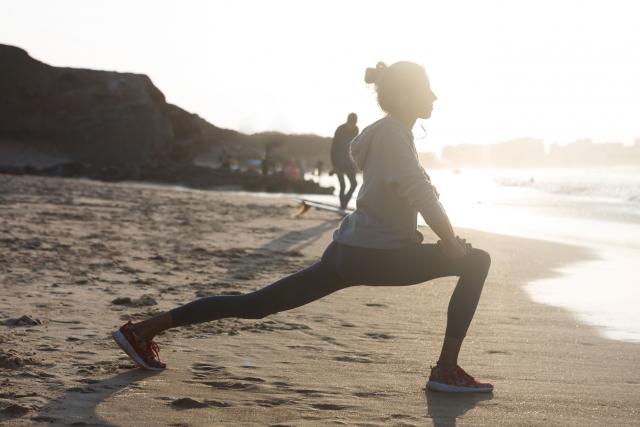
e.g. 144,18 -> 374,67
2,0 -> 639,152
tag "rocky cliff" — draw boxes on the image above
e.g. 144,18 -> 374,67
0,44 -> 206,166
0,44 -> 337,195
0,44 -> 334,169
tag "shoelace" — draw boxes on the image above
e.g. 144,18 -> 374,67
144,340 -> 161,360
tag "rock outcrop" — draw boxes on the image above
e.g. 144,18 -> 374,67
0,44 -> 204,165
0,44 -> 336,195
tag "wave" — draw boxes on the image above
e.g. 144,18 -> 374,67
494,172 -> 640,203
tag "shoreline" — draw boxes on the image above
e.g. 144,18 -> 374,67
1,174 -> 639,426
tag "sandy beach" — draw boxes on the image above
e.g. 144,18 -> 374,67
1,174 -> 639,426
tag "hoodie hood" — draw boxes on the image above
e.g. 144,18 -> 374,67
350,117 -> 413,171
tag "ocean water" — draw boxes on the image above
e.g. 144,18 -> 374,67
306,167 -> 640,343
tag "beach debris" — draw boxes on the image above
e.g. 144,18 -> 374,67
111,295 -> 157,306
0,333 -> 15,344
133,295 -> 158,306
111,297 -> 132,305
3,315 -> 42,326
0,348 -> 38,369
35,344 -> 60,352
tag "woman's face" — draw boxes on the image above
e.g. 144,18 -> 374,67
409,74 -> 437,120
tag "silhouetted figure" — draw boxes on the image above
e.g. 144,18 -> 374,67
261,153 -> 270,175
331,113 -> 359,209
283,157 -> 301,182
314,159 -> 324,176
218,147 -> 232,169
112,60 -> 494,395
299,159 -> 307,179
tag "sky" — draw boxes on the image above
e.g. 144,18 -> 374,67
2,0 -> 639,153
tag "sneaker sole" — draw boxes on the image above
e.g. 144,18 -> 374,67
111,330 -> 166,371
426,380 -> 493,393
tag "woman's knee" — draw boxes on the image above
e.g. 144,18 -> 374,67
469,248 -> 491,272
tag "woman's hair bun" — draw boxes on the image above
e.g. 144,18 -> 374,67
364,61 -> 388,84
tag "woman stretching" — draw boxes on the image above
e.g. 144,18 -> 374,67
112,61 -> 494,393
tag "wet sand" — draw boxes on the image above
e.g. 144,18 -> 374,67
0,174 -> 638,426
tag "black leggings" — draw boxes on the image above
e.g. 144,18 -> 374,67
170,241 -> 491,338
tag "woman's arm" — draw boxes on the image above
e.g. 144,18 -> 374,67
422,212 -> 470,259
377,127 -> 470,258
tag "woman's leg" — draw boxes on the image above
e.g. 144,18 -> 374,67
333,243 -> 491,368
133,260 -> 352,340
335,243 -> 491,338
397,246 -> 491,370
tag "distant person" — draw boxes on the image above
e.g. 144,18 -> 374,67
261,151 -> 271,176
331,113 -> 359,209
218,147 -> 232,169
111,60 -> 493,394
298,159 -> 307,179
314,159 -> 324,176
283,157 -> 301,182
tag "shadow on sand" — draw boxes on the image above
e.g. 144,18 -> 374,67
425,390 -> 494,426
259,219 -> 337,254
29,369 -> 162,426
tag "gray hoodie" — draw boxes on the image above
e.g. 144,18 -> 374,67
333,117 -> 446,249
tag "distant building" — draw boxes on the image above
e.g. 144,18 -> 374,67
417,152 -> 440,169
439,137 -> 640,168
442,138 -> 545,168
548,139 -> 639,166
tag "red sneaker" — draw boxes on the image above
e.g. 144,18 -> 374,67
112,320 -> 166,370
426,365 -> 493,392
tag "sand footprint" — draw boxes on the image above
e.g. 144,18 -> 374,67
363,332 -> 394,339
191,362 -> 224,372
334,355 -> 374,364
255,398 -> 293,407
171,397 -> 230,409
201,380 -> 258,391
311,403 -> 350,410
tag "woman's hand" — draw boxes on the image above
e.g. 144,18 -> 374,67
437,236 -> 471,259
425,213 -> 472,259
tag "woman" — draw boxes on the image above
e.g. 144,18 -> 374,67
112,61 -> 494,393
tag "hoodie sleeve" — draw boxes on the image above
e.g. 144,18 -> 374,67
378,128 -> 447,226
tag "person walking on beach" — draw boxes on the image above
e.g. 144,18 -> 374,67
218,146 -> 232,169
330,113 -> 359,209
112,61 -> 494,393
261,150 -> 271,176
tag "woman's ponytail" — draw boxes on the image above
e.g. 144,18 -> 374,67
364,61 -> 387,85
